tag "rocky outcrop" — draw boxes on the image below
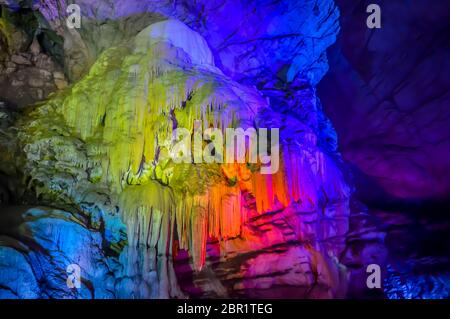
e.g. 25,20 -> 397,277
0,207 -> 115,298
0,8 -> 68,108
318,0 -> 450,298
318,0 -> 450,202
0,0 -> 354,299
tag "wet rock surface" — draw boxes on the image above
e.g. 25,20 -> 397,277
319,0 -> 450,202
0,0 -> 448,299
318,0 -> 450,298
0,10 -> 68,108
0,0 -> 352,299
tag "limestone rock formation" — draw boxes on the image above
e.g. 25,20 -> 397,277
318,0 -> 450,299
0,0 -> 355,299
0,5 -> 68,107
319,0 -> 450,202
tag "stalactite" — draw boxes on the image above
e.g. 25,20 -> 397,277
18,20 -> 349,274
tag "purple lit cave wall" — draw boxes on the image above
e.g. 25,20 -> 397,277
318,0 -> 450,298
0,0 -> 449,299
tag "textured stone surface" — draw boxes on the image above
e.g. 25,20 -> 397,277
3,0 -> 447,300
0,206 -> 124,298
0,0 -> 353,299
0,20 -> 67,108
318,0 -> 450,299
4,0 -> 338,84
319,0 -> 450,202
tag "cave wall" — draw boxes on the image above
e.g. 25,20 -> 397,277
1,0 -> 434,299
318,0 -> 450,203
318,0 -> 450,299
